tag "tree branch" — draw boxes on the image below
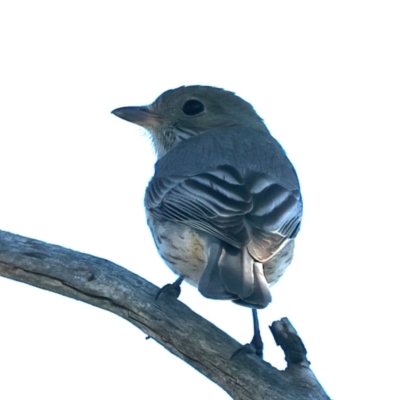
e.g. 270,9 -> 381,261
0,230 -> 329,400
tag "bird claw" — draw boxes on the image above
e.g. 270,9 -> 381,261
155,276 -> 184,301
230,343 -> 257,360
230,337 -> 263,360
231,309 -> 264,359
250,330 -> 264,358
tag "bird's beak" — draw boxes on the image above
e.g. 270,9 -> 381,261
111,106 -> 164,129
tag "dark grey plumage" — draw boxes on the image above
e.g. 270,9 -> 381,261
112,86 -> 302,309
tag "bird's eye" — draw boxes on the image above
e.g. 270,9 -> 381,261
182,99 -> 205,116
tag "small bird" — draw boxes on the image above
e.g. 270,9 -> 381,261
112,86 -> 302,356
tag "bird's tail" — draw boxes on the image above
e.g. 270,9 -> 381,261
198,241 -> 271,308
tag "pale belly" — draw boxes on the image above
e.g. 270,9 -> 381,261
147,214 -> 208,286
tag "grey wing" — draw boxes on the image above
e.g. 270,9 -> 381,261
146,164 -> 302,259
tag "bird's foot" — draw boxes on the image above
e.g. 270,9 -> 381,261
155,275 -> 184,301
250,328 -> 264,357
230,331 -> 264,359
231,309 -> 264,359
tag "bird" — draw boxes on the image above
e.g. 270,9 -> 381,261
112,86 -> 302,356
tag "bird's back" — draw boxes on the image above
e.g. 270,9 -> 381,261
146,126 -> 302,308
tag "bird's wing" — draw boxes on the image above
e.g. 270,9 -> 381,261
145,127 -> 302,261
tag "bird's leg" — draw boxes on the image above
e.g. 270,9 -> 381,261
250,308 -> 264,357
155,275 -> 184,301
231,308 -> 264,359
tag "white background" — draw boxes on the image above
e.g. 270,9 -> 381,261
1,1 -> 399,399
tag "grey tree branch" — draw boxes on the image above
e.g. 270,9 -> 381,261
0,230 -> 329,400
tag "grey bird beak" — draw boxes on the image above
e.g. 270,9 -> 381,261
111,106 -> 163,129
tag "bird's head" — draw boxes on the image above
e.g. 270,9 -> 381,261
112,86 -> 266,158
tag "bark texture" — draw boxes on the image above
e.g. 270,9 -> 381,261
0,230 -> 329,400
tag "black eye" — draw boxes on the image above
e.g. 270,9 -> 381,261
182,99 -> 205,116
